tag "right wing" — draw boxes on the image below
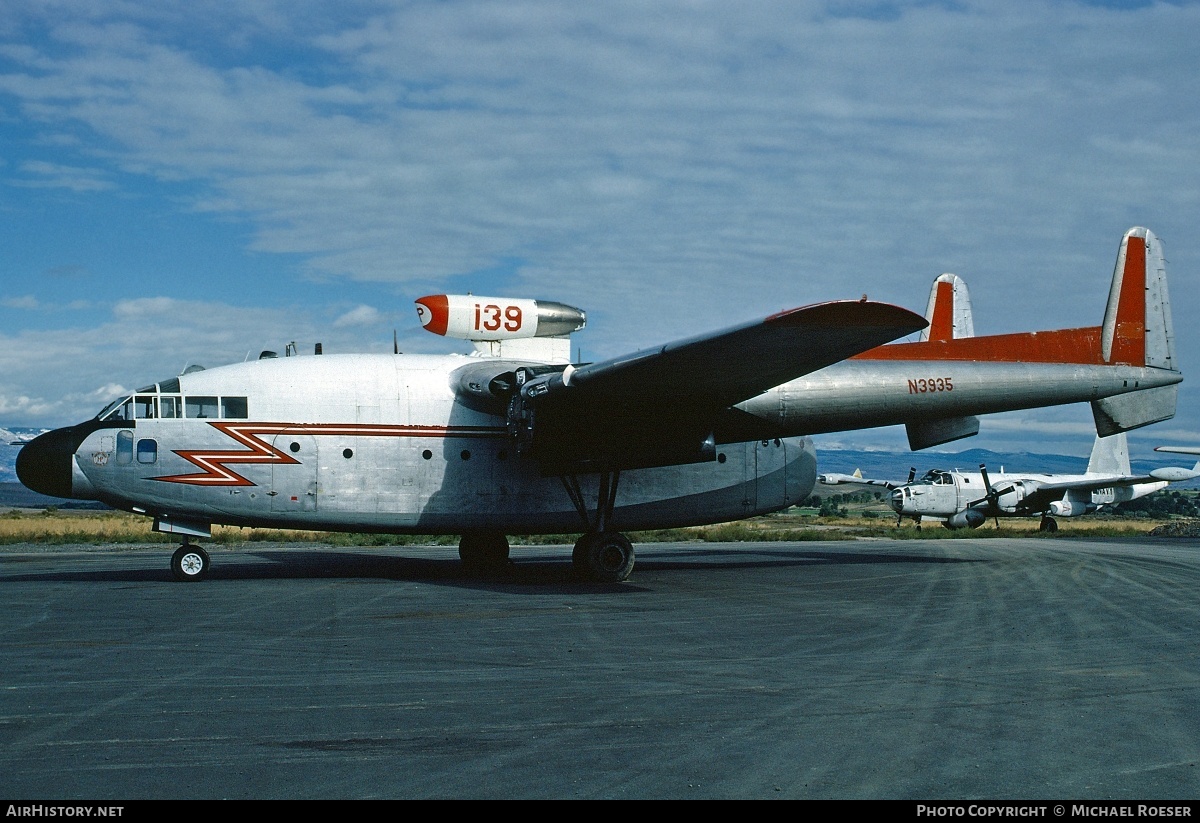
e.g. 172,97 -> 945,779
508,299 -> 927,473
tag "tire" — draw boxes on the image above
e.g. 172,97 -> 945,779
171,545 -> 210,582
1039,517 -> 1059,533
581,531 -> 635,583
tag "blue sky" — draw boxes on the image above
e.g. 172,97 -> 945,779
1,0 -> 1198,459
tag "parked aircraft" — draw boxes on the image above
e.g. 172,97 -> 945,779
15,228 -> 1182,582
819,432 -> 1200,530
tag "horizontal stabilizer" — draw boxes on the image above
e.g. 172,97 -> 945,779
906,415 -> 979,451
1091,385 -> 1177,436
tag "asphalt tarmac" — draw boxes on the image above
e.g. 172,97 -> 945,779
0,537 -> 1197,800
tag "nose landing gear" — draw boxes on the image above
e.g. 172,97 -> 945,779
171,541 -> 211,582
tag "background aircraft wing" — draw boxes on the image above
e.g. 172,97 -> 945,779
1016,467 -> 1200,511
512,299 -> 927,472
817,470 -> 903,490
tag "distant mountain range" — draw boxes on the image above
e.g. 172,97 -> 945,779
3,426 -> 1196,510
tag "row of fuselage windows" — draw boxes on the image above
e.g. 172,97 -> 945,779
105,395 -> 249,421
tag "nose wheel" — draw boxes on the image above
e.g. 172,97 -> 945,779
171,542 -> 210,582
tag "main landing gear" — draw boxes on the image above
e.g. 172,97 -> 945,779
170,539 -> 211,582
1039,515 -> 1059,532
454,471 -> 636,583
563,471 -> 635,583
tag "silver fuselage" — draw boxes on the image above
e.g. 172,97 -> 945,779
30,350 -> 1181,534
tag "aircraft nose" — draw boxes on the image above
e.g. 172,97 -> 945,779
889,488 -> 904,513
16,426 -> 87,499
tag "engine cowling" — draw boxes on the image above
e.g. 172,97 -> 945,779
1047,499 -> 1094,517
415,294 -> 585,341
944,508 -> 987,529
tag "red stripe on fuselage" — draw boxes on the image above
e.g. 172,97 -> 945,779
154,421 -> 506,486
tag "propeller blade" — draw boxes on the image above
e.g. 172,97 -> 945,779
979,463 -> 994,496
907,466 -> 916,483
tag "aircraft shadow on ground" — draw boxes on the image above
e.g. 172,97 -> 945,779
0,544 -> 979,589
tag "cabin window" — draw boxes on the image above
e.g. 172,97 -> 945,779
137,439 -> 158,464
159,396 -> 182,419
134,395 -> 157,419
186,396 -> 219,419
222,397 -> 248,419
116,430 -> 134,465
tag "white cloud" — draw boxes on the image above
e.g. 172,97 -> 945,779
0,1 -> 1198,446
333,304 -> 382,328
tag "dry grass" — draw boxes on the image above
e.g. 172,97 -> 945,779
0,506 -> 1183,547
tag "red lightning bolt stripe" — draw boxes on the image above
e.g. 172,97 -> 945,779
153,421 -> 507,487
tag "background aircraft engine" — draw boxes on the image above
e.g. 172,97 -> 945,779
415,294 -> 586,341
945,508 -> 987,529
1048,499 -> 1095,517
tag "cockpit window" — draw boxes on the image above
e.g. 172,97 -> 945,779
186,396 -> 219,419
99,387 -> 247,420
920,469 -> 952,485
100,398 -> 133,421
134,395 -> 157,419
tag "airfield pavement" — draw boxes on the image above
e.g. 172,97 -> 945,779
0,537 -> 1198,801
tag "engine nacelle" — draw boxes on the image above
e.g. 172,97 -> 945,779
944,508 -> 987,529
1047,499 -> 1095,518
415,294 -> 586,341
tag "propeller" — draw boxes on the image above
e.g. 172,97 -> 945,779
972,463 -> 1016,528
907,466 -> 916,483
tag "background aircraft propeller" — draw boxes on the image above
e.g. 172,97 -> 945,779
972,463 -> 1016,528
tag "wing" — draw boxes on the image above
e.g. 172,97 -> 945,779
817,471 -> 902,490
509,299 -> 927,473
1016,468 -> 1200,512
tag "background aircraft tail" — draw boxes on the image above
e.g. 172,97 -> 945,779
1086,432 -> 1130,476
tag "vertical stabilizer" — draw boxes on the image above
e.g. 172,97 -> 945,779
920,273 -> 974,342
1086,432 -> 1130,476
1101,227 -> 1175,369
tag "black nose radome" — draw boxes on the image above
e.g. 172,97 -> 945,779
16,426 -> 86,499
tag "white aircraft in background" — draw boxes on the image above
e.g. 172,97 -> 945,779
820,431 -> 1200,531
16,228 -> 1182,581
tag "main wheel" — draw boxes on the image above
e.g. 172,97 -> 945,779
458,530 -> 511,575
578,531 -> 635,583
1039,516 -> 1059,533
171,544 -> 210,582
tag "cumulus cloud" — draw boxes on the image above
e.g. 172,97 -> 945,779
0,1 -> 1198,451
